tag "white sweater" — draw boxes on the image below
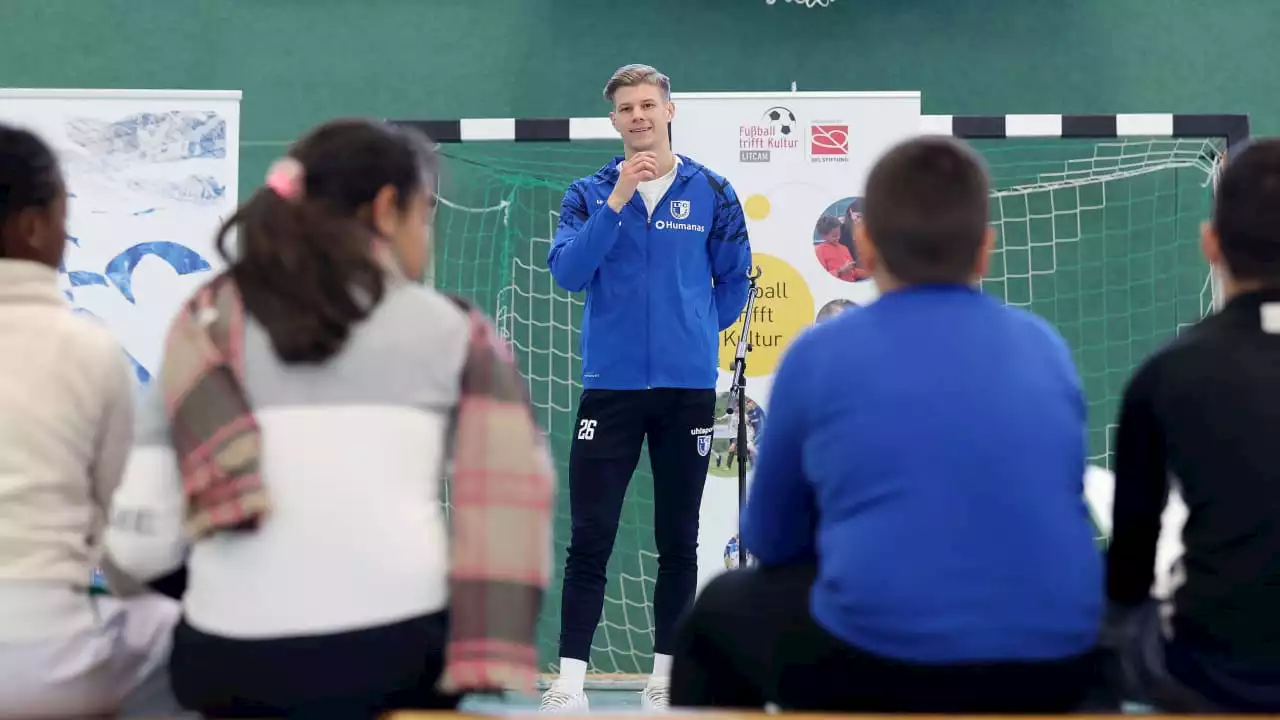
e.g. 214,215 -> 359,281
0,260 -> 136,639
106,278 -> 470,639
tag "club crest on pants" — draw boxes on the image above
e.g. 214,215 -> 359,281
697,433 -> 712,457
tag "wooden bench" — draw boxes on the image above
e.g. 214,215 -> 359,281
386,707 -> 1228,712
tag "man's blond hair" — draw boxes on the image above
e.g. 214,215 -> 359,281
603,64 -> 671,104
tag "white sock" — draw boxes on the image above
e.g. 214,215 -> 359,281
554,658 -> 587,694
650,653 -> 672,683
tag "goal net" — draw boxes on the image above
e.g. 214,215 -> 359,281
427,133 -> 1224,683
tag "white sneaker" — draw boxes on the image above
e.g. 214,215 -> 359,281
539,684 -> 589,713
641,680 -> 670,711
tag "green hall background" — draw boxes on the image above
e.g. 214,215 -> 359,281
0,0 -> 1264,674
0,0 -> 1269,193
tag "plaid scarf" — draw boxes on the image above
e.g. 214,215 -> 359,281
160,272 -> 555,694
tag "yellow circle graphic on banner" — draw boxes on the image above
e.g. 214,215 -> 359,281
719,253 -> 814,377
743,194 -> 771,221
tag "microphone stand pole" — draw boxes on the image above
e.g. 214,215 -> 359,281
727,266 -> 762,570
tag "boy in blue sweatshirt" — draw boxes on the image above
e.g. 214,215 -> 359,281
668,135 -> 1102,713
539,64 -> 752,713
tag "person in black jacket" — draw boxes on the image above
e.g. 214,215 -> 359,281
1103,137 -> 1280,712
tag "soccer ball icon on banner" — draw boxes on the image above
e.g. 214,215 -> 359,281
763,107 -> 797,137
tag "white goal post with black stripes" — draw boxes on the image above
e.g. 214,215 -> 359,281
398,112 -> 1247,148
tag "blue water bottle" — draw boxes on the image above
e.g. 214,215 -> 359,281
90,566 -> 109,594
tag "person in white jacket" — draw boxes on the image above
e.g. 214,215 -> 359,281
0,123 -> 181,718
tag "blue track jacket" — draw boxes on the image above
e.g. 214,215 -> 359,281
548,155 -> 752,390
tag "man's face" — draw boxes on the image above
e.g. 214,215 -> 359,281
610,84 -> 673,153
823,228 -> 841,244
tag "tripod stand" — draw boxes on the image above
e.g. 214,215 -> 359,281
726,266 -> 762,570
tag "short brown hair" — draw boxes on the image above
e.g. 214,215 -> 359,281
863,136 -> 990,285
814,215 -> 842,237
603,64 -> 671,103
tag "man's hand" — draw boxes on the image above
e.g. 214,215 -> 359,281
607,152 -> 659,212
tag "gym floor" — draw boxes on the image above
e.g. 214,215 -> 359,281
463,689 -> 641,713
461,693 -> 1155,714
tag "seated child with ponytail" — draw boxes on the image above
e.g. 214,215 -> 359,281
106,118 -> 556,718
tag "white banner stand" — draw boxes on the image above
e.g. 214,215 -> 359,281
0,88 -> 242,386
668,90 -> 922,593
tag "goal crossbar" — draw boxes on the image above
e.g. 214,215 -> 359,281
392,113 -> 1248,149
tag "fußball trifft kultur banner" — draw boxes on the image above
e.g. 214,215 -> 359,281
669,90 -> 921,592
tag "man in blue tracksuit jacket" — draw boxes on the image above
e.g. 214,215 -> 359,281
539,64 -> 752,712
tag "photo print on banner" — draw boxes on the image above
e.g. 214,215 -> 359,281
708,390 -> 766,479
811,196 -> 870,284
816,297 -> 858,322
